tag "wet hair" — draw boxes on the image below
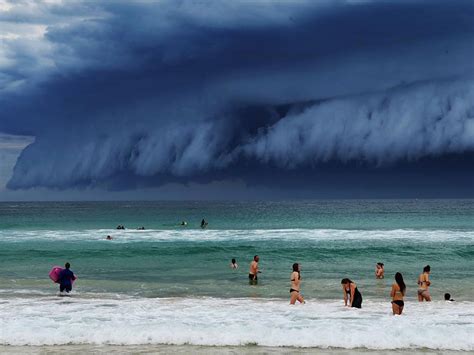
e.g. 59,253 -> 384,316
341,278 -> 352,284
395,272 -> 406,295
423,265 -> 431,273
292,263 -> 301,279
254,255 -> 259,261
65,262 -> 70,269
444,293 -> 451,300
377,262 -> 384,267
231,258 -> 236,264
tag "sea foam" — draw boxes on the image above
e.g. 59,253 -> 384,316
0,228 -> 473,243
0,297 -> 472,349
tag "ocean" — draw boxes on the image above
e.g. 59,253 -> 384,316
0,200 -> 473,352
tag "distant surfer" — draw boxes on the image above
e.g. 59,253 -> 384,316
230,258 -> 238,269
58,262 -> 76,295
375,263 -> 384,279
201,219 -> 208,229
249,255 -> 260,284
106,235 -> 113,240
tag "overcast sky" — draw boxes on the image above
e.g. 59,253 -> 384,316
0,0 -> 473,200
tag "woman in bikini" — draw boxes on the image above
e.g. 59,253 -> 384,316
391,272 -> 406,315
417,265 -> 431,302
341,278 -> 363,308
290,263 -> 305,305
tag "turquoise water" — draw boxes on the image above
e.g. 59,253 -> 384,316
0,200 -> 473,299
1,199 -> 473,230
0,200 -> 473,349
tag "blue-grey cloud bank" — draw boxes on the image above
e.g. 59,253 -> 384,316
1,0 -> 473,196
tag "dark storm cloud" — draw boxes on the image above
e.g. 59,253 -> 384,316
1,0 -> 473,192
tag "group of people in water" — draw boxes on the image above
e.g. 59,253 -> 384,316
229,256 -> 453,315
55,248 -> 453,314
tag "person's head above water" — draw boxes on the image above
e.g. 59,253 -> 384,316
423,265 -> 431,273
253,255 -> 259,262
231,258 -> 236,264
292,263 -> 300,272
444,293 -> 454,301
65,262 -> 71,269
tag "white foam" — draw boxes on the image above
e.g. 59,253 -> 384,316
0,297 -> 472,349
0,228 -> 473,243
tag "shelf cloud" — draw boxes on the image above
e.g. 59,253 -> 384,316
1,0 -> 473,194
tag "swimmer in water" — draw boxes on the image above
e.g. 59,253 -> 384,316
417,265 -> 431,302
391,272 -> 406,315
290,263 -> 305,305
180,221 -> 188,226
444,293 -> 455,301
201,219 -> 208,229
249,255 -> 259,284
106,235 -> 113,240
341,278 -> 363,308
58,262 -> 76,294
375,263 -> 385,279
230,258 -> 238,269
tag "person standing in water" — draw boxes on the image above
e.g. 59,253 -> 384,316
230,258 -> 238,269
417,265 -> 431,302
58,262 -> 76,294
249,255 -> 259,284
290,263 -> 305,305
391,272 -> 406,315
201,219 -> 208,229
375,263 -> 385,279
341,278 -> 363,308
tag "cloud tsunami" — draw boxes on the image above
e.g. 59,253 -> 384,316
1,0 -> 473,192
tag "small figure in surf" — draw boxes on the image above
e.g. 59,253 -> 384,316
116,225 -> 125,230
417,265 -> 431,302
391,272 -> 406,315
180,221 -> 188,226
375,263 -> 385,279
290,263 -> 305,305
230,258 -> 238,269
444,293 -> 454,301
106,235 -> 113,240
249,255 -> 260,284
200,219 -> 208,229
59,262 -> 76,294
137,226 -> 145,230
341,278 -> 363,308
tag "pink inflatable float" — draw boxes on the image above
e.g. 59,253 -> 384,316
49,266 -> 76,284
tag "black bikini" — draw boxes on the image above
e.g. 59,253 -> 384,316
392,300 -> 404,307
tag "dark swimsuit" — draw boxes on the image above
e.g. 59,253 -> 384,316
290,288 -> 299,293
346,286 -> 363,308
392,300 -> 404,307
249,273 -> 257,280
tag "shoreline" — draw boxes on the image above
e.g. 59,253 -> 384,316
0,345 -> 470,354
